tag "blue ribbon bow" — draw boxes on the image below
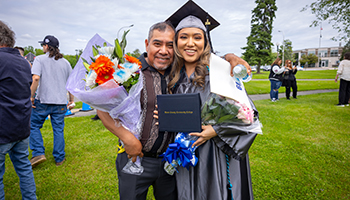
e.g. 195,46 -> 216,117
162,132 -> 198,170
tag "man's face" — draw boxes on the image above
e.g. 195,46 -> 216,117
42,44 -> 49,53
145,29 -> 175,74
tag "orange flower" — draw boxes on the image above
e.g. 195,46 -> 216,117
89,55 -> 115,85
124,54 -> 142,68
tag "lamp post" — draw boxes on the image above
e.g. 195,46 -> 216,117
75,49 -> 79,62
117,24 -> 134,39
278,30 -> 285,66
276,42 -> 280,57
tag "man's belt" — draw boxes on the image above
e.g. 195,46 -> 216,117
142,151 -> 163,158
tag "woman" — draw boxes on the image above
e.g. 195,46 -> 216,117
167,15 -> 260,200
269,57 -> 284,102
335,52 -> 350,106
283,60 -> 298,99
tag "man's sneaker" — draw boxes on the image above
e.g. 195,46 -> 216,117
56,158 -> 66,166
271,98 -> 276,102
335,104 -> 345,107
30,155 -> 46,168
345,104 -> 349,107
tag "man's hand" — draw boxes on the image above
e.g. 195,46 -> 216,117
123,136 -> 144,162
224,53 -> 251,76
97,110 -> 144,163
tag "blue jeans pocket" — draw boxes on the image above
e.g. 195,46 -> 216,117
55,105 -> 67,114
34,100 -> 48,114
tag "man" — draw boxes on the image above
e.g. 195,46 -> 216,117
30,35 -> 75,168
98,22 -> 176,200
0,20 -> 37,199
98,22 -> 250,200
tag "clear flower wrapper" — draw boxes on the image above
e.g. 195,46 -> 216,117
66,33 -> 144,175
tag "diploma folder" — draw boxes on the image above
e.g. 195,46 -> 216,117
157,93 -> 201,132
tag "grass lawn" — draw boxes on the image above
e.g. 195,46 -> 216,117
252,70 -> 337,80
3,92 -> 349,199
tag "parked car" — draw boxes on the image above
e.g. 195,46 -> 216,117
261,65 -> 271,71
296,66 -> 304,71
251,65 -> 257,72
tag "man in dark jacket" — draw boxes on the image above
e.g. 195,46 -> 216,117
0,20 -> 37,200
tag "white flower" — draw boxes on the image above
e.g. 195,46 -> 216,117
122,63 -> 140,73
112,58 -> 119,70
98,47 -> 114,59
86,70 -> 97,87
113,69 -> 132,84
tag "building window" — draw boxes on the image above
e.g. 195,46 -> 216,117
308,50 -> 315,55
318,50 -> 328,57
330,49 -> 338,57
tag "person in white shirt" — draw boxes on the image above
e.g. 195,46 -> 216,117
335,52 -> 350,106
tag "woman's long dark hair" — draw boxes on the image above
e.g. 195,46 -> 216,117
168,29 -> 211,93
271,57 -> 282,66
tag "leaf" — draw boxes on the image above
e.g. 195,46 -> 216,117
217,115 -> 236,124
114,39 -> 123,63
103,42 -> 107,47
120,30 -> 130,55
83,62 -> 90,72
92,46 -> 99,57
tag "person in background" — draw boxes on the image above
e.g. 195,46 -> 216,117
269,57 -> 284,102
30,35 -> 75,168
283,60 -> 298,100
335,52 -> 350,107
15,46 -> 32,67
0,20 -> 37,200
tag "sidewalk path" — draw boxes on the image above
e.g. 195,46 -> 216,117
66,89 -> 338,118
249,89 -> 337,101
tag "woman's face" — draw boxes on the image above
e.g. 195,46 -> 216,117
176,27 -> 205,65
278,60 -> 282,66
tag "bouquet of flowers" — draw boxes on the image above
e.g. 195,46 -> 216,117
201,93 -> 254,125
66,32 -> 144,175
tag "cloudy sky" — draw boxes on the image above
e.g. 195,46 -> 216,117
1,0 -> 342,57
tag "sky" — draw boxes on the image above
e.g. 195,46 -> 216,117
0,0 -> 342,58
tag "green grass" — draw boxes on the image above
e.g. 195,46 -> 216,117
3,93 -> 349,199
253,70 -> 337,79
3,70 -> 348,199
251,92 -> 350,199
245,80 -> 339,95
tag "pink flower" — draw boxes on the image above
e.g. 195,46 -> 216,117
235,102 -> 254,124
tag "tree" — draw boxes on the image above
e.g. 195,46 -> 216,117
242,0 -> 277,73
300,54 -> 318,66
63,55 -> 78,68
278,39 -> 295,63
340,40 -> 350,60
24,46 -> 34,55
127,48 -> 141,58
301,0 -> 350,42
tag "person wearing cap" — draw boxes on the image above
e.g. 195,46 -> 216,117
29,35 -> 75,168
0,20 -> 37,200
165,1 -> 258,199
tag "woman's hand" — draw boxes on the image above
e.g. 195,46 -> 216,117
189,125 -> 218,148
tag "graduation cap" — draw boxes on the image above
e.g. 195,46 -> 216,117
166,0 -> 220,52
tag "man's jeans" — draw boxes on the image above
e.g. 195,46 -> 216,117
0,137 -> 36,200
30,100 -> 66,163
270,79 -> 282,100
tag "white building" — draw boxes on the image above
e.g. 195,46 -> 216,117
293,46 -> 343,68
